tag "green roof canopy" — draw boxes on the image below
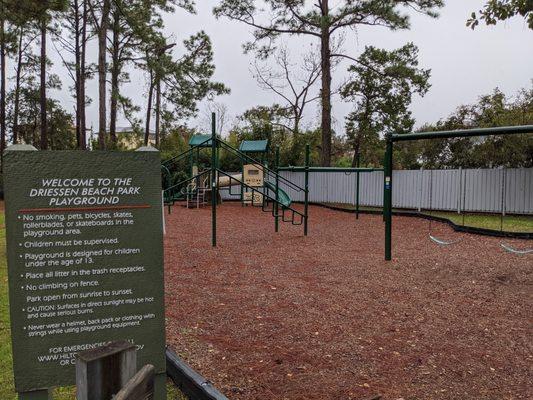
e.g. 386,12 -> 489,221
239,140 -> 269,153
189,135 -> 214,148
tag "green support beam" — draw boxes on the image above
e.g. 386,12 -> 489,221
211,112 -> 217,247
275,146 -> 280,233
355,153 -> 361,220
391,125 -> 533,142
304,145 -> 310,236
278,166 -> 383,173
384,136 -> 393,261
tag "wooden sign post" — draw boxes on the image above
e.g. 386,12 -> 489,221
4,146 -> 166,398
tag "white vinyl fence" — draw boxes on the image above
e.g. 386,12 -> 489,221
219,168 -> 533,214
274,168 -> 533,215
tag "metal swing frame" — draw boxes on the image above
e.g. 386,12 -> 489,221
383,124 -> 533,261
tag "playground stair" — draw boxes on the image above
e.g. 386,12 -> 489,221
186,187 -> 208,209
218,169 -> 305,227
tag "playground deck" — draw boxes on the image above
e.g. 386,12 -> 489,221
164,203 -> 531,400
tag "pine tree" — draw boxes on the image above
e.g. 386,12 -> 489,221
214,0 -> 443,166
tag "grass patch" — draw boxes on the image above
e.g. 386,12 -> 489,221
0,212 -> 187,399
324,203 -> 533,233
426,211 -> 533,232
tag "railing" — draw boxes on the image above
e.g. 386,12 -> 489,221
162,137 -> 211,167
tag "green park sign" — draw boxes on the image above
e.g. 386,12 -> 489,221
4,147 -> 166,396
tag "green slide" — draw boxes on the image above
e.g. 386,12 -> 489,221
264,181 -> 292,208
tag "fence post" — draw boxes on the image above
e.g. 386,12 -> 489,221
75,341 -> 137,400
457,167 -> 462,214
500,167 -> 507,231
418,167 -> 424,212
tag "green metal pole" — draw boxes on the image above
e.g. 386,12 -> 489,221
189,147 -> 193,177
356,152 -> 361,220
240,155 -> 244,206
356,171 -> 360,220
384,135 -> 393,261
275,146 -> 280,233
211,112 -> 217,247
304,144 -> 310,236
382,150 -> 387,222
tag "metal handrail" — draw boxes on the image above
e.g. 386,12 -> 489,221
216,169 -> 306,219
164,170 -> 212,194
162,137 -> 212,167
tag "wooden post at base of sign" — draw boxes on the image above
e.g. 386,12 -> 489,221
18,390 -> 52,400
76,341 -> 137,400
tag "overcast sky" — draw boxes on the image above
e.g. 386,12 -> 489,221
53,1 -> 533,136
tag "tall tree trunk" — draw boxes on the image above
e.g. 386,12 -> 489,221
289,108 -> 301,165
109,8 -> 120,147
155,76 -> 161,148
0,16 -> 6,170
319,0 -> 332,166
79,0 -> 87,149
13,27 -> 24,145
74,0 -> 81,148
145,69 -> 154,147
293,109 -> 301,137
351,135 -> 361,168
98,0 -> 110,150
40,19 -> 48,150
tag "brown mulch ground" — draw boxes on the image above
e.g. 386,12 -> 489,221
164,203 -> 532,400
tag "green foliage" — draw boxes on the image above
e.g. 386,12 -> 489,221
224,106 -> 325,167
160,126 -> 191,160
229,105 -> 291,166
6,0 -> 68,23
6,58 -> 75,150
214,0 -> 444,56
467,0 -> 533,29
214,0 -> 443,166
157,31 -> 230,126
341,43 -> 431,167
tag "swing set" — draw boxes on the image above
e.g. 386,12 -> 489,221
384,125 -> 533,261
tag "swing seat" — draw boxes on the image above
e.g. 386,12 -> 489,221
429,235 -> 462,246
500,243 -> 533,255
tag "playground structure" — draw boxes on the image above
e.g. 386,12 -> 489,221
161,114 -> 310,246
161,115 -> 531,255
161,113 -> 387,246
383,124 -> 533,260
